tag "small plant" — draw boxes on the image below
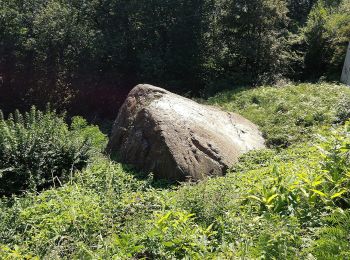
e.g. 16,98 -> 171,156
308,210 -> 350,259
318,121 -> 350,208
0,106 -> 106,195
139,210 -> 215,259
335,95 -> 350,123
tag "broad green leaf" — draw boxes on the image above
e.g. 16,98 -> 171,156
311,189 -> 327,197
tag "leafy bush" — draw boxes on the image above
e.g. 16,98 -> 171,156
0,107 -> 106,195
303,0 -> 350,80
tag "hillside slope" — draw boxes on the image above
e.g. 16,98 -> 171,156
2,83 -> 350,259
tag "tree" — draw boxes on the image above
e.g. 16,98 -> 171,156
214,0 -> 295,86
286,0 -> 317,26
303,0 -> 350,80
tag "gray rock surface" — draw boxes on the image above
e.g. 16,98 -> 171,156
341,42 -> 350,86
107,84 -> 265,181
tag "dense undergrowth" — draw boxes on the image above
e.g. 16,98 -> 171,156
2,83 -> 350,259
0,107 -> 107,196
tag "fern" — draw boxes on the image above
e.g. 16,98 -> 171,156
0,106 -> 106,195
309,210 -> 350,259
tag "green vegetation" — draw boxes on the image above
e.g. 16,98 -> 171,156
1,0 -> 349,257
0,107 -> 106,196
1,0 -> 349,118
2,82 -> 350,259
304,0 -> 350,80
208,83 -> 350,147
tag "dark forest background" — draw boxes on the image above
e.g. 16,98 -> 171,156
1,0 -> 349,121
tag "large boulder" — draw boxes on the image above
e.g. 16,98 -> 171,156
107,84 -> 265,181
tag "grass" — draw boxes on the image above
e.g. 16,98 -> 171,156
208,82 -> 350,147
1,82 -> 350,259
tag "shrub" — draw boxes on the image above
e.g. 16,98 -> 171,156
303,0 -> 350,80
0,106 -> 106,195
